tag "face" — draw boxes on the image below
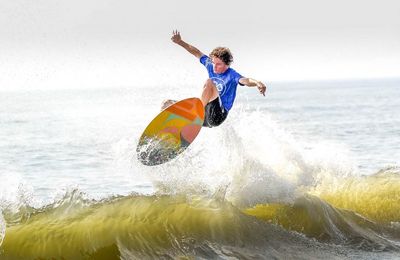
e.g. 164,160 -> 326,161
211,56 -> 229,74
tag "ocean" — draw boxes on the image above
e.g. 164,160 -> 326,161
0,78 -> 399,259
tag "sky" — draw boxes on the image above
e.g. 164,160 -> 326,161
1,0 -> 399,91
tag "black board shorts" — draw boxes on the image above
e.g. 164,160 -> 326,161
203,97 -> 228,128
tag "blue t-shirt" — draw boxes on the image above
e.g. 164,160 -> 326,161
200,55 -> 244,111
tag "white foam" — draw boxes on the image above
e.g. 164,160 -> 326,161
143,106 -> 357,207
0,169 -> 47,213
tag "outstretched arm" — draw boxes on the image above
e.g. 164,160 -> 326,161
239,78 -> 267,96
171,30 -> 204,59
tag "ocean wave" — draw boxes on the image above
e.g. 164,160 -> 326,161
0,191 -> 292,259
1,106 -> 399,258
1,185 -> 400,259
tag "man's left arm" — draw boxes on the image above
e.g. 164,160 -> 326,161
239,78 -> 267,96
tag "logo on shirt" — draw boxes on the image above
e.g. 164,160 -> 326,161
210,77 -> 226,96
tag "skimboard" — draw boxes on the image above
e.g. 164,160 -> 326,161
137,97 -> 205,166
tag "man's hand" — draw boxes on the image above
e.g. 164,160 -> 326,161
239,78 -> 267,96
257,82 -> 267,96
170,30 -> 204,58
171,30 -> 182,44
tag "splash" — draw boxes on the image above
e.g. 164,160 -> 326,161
142,109 -> 357,208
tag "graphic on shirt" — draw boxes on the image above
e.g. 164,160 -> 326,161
210,77 -> 227,96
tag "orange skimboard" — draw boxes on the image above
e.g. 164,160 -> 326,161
137,98 -> 205,166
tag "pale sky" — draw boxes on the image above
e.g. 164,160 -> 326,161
1,0 -> 399,90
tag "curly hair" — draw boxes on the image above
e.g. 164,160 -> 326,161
209,47 -> 233,66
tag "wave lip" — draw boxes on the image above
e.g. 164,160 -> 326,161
314,167 -> 400,223
245,167 -> 400,251
245,194 -> 400,251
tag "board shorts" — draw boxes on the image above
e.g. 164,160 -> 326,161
203,97 -> 228,128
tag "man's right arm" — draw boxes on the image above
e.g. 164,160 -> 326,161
171,30 -> 204,59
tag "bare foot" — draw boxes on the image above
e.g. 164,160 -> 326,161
161,99 -> 177,110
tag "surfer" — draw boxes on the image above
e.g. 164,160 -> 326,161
162,30 -> 267,128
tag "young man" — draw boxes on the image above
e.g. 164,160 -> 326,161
162,30 -> 267,128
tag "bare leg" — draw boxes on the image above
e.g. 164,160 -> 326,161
161,99 -> 177,110
161,79 -> 218,110
201,79 -> 219,107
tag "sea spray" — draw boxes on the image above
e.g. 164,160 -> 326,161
143,107 -> 358,208
0,171 -> 38,226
